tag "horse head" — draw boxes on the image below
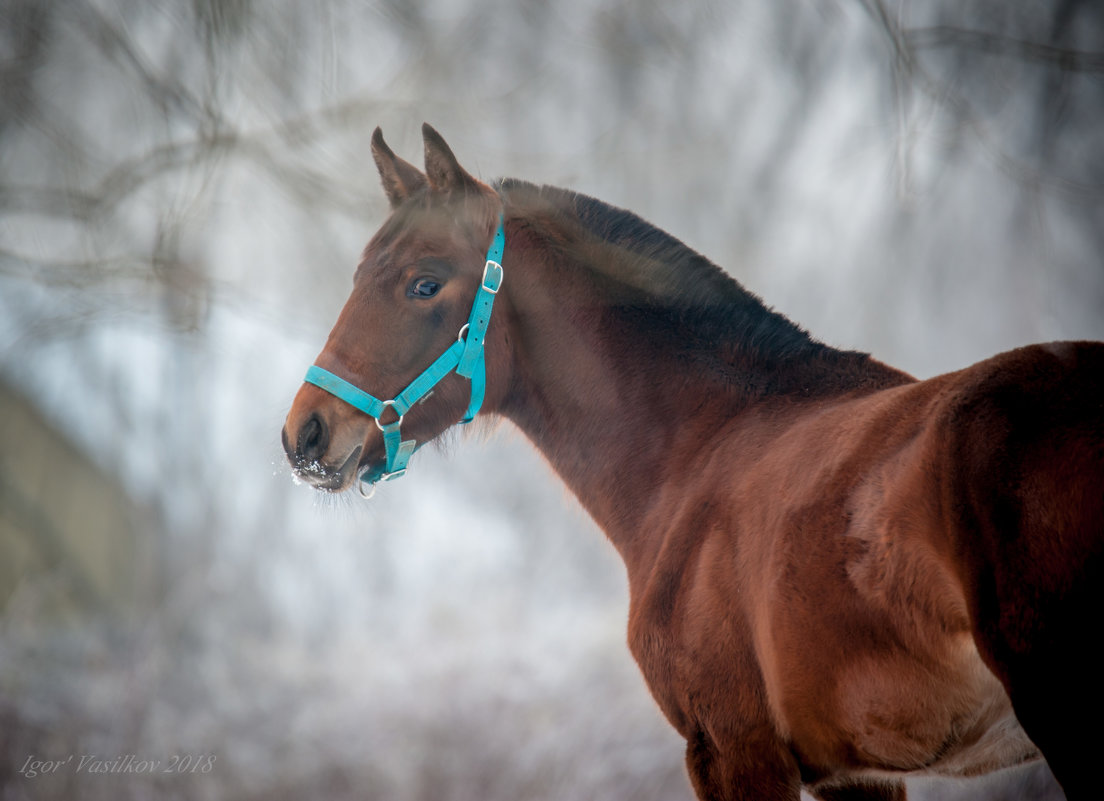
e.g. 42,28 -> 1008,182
282,124 -> 507,494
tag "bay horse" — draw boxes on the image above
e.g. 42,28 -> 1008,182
282,124 -> 1104,800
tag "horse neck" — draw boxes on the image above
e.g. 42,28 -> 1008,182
492,202 -> 911,566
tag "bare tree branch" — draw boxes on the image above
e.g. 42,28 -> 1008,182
858,0 -> 1104,203
906,25 -> 1104,72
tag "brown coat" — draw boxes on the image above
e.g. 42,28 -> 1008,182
284,125 -> 1104,800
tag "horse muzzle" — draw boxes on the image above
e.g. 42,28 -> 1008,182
283,386 -> 376,493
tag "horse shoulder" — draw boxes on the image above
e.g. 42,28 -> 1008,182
625,384 -> 970,764
731,386 -> 999,765
713,378 -> 1036,777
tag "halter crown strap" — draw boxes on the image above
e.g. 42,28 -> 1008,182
303,214 -> 505,492
458,220 -> 504,377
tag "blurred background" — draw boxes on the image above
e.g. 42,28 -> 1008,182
1,0 -> 1100,799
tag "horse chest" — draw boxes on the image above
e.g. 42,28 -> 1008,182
625,531 -> 766,740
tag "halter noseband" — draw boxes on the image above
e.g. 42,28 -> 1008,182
303,215 -> 505,496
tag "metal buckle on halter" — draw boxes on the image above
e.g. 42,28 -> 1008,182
481,260 -> 503,294
381,467 -> 407,481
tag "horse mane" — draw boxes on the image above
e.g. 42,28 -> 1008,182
495,178 -> 892,393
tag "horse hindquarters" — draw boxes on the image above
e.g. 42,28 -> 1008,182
946,342 -> 1104,799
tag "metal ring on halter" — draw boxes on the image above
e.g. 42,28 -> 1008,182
373,399 -> 404,431
457,323 -> 470,343
357,473 -> 377,499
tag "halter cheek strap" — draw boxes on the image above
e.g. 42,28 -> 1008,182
303,215 -> 505,494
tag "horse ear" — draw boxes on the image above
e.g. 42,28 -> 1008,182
371,127 -> 427,208
422,123 -> 479,195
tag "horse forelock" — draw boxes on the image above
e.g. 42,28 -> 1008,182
361,185 -> 500,267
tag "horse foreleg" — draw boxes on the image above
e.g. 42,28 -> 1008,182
684,727 -> 803,801
811,778 -> 907,801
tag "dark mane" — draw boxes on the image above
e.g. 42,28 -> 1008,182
495,178 -> 890,392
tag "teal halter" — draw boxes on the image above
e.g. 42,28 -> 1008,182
303,215 -> 505,496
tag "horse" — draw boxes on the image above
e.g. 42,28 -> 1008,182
282,124 -> 1104,801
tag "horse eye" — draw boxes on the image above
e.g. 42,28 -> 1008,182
410,278 -> 441,298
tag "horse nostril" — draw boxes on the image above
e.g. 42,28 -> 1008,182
297,414 -> 329,463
